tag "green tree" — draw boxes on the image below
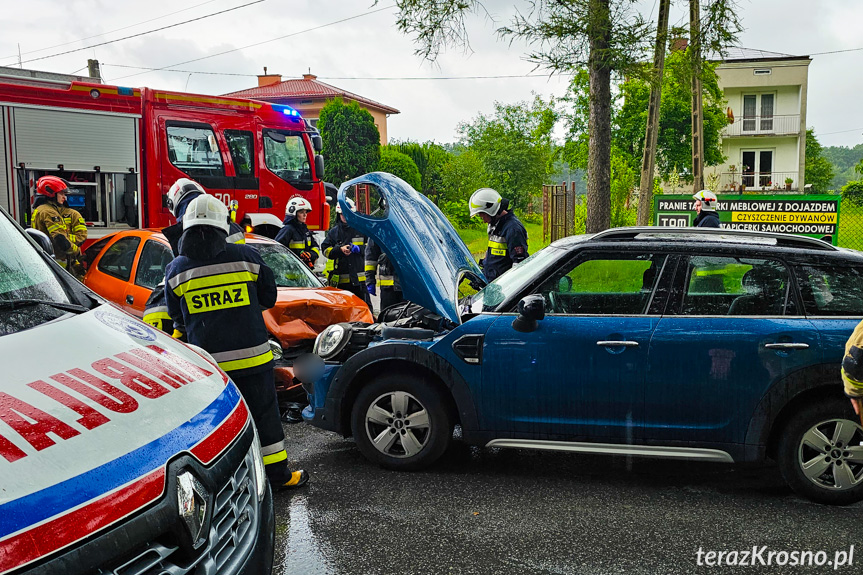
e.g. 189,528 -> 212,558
378,148 -> 422,190
388,140 -> 450,202
317,98 -> 380,186
438,148 -> 491,227
457,95 -> 558,211
384,0 -> 740,233
614,49 -> 728,180
805,129 -> 835,193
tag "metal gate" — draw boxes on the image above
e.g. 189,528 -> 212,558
542,182 -> 576,243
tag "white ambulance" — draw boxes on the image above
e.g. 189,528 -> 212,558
0,207 -> 274,574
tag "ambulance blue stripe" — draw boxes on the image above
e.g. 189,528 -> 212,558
0,383 -> 241,540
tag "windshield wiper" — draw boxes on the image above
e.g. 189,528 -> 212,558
0,298 -> 90,314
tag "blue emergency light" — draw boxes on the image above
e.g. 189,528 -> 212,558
277,105 -> 300,118
117,87 -> 134,96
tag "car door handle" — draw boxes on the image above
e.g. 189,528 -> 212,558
764,342 -> 809,350
597,341 -> 639,347
126,295 -> 134,304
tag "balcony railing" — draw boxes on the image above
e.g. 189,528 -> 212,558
722,114 -> 801,137
717,171 -> 800,192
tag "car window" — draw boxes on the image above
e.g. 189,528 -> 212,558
536,253 -> 665,315
97,236 -> 141,282
166,123 -> 225,178
134,240 -> 172,290
225,129 -> 254,177
467,246 -> 563,313
252,242 -> 322,288
679,256 -> 792,316
794,265 -> 863,316
263,129 -> 311,185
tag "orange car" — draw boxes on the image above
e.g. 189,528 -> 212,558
82,229 -> 373,398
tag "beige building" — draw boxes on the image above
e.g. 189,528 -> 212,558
224,71 -> 399,144
710,48 -> 811,192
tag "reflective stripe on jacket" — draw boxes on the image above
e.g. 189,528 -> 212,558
275,217 -> 320,264
321,222 -> 366,286
482,211 -> 528,281
842,319 -> 863,398
164,241 -> 277,376
365,238 -> 401,291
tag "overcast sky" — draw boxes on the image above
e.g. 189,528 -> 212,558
2,0 -> 862,148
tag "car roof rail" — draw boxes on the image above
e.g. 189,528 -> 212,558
590,227 -> 838,251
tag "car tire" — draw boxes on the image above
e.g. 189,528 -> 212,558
777,398 -> 863,505
351,373 -> 453,471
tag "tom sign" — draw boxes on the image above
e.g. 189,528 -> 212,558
654,194 -> 841,245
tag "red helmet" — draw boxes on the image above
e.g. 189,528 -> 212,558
36,176 -> 69,198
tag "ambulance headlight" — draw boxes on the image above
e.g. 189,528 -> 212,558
313,323 -> 351,359
250,423 -> 267,501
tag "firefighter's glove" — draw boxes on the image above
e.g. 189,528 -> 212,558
367,283 -> 376,296
300,251 -> 314,269
350,244 -> 361,255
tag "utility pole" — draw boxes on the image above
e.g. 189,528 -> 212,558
689,0 -> 705,193
636,0 -> 671,226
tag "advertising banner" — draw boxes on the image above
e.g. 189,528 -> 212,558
653,194 -> 840,245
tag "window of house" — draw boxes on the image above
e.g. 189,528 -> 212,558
742,94 -> 775,132
166,123 -> 224,178
754,68 -> 772,75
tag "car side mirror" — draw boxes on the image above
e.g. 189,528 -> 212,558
26,228 -> 54,256
311,133 -> 323,152
512,294 -> 545,333
314,155 -> 325,181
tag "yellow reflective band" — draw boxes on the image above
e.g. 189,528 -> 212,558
218,349 -> 273,372
324,247 -> 334,257
172,271 -> 257,298
380,279 -> 395,286
843,368 -> 863,388
143,311 -> 172,328
74,225 -> 88,233
226,232 -> 246,245
364,263 -> 377,272
325,259 -> 334,271
289,241 -> 305,249
263,450 -> 288,466
352,239 -> 364,246
46,223 -> 64,233
337,274 -> 366,283
488,240 -> 507,257
312,247 -> 320,255
185,284 -> 250,314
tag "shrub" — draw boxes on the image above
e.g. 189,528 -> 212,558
841,180 -> 863,207
377,148 -> 422,191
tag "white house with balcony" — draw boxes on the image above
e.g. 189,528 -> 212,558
710,48 -> 811,193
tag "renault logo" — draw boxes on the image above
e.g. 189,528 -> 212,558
177,471 -> 209,548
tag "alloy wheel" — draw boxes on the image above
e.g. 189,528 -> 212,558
798,417 -> 863,490
364,391 -> 431,458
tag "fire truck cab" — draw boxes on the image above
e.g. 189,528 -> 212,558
0,76 -> 329,240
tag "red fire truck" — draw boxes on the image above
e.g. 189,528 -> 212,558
0,76 -> 329,239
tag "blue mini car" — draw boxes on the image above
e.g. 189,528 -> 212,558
300,172 -> 863,505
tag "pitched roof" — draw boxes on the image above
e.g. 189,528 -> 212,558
712,47 -> 809,62
223,76 -> 399,114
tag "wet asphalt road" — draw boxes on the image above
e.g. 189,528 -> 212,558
272,422 -> 861,575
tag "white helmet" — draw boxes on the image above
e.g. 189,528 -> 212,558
183,195 -> 230,233
167,178 -> 205,218
469,188 -> 502,218
335,197 -> 356,214
693,189 -> 718,212
286,196 -> 313,216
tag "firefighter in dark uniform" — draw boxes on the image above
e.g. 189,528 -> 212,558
469,187 -> 529,281
143,178 -> 245,335
321,198 -> 369,302
692,189 -> 721,228
275,196 -> 319,270
365,238 -> 404,311
164,195 -> 308,489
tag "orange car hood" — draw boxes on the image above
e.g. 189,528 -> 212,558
263,287 -> 373,349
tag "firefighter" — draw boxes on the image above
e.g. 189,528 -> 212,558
164,195 -> 308,489
365,238 -> 404,311
275,196 -> 320,270
31,176 -> 85,275
144,179 -> 245,339
842,320 -> 863,418
469,187 -> 529,281
321,198 -> 369,302
692,189 -> 721,228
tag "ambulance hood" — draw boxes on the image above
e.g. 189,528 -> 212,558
0,305 -> 248,573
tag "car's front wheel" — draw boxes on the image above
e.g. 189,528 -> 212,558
777,398 -> 863,505
351,374 -> 453,470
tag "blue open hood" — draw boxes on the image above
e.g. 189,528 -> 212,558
339,172 -> 485,324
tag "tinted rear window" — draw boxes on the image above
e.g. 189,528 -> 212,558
794,265 -> 863,316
